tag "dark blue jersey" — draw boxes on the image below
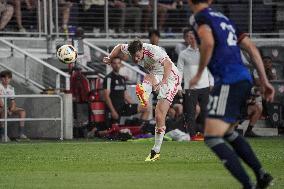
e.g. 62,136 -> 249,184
190,7 -> 252,85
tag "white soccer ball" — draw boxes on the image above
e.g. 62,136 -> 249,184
57,44 -> 78,64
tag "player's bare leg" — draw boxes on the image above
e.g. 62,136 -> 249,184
145,99 -> 170,161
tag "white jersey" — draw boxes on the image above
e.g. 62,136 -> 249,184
0,83 -> 15,103
121,43 -> 180,76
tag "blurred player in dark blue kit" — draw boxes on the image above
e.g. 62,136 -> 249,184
188,0 -> 275,188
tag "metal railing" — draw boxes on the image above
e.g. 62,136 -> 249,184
0,0 -> 282,38
0,94 -> 64,142
0,39 -> 70,91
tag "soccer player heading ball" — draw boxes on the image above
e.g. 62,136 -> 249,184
188,0 -> 275,188
103,39 -> 181,161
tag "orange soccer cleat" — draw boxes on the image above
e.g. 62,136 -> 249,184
136,84 -> 149,107
191,132 -> 204,141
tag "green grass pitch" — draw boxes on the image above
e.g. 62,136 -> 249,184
0,137 -> 283,189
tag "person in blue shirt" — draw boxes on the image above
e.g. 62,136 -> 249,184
188,0 -> 275,189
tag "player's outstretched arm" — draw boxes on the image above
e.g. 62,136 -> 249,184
239,37 -> 275,102
190,25 -> 214,87
102,44 -> 123,65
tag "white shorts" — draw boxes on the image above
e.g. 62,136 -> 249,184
154,69 -> 181,104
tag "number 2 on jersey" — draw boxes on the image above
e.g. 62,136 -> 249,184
220,22 -> 237,46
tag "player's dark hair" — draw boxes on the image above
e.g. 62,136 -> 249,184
148,29 -> 160,38
0,70 -> 12,78
128,39 -> 143,56
75,27 -> 84,39
183,27 -> 193,37
262,56 -> 272,60
191,0 -> 209,4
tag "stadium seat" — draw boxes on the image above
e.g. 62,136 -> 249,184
259,46 -> 284,63
265,102 -> 283,128
228,4 -> 249,32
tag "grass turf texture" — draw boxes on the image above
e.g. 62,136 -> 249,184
0,138 -> 283,189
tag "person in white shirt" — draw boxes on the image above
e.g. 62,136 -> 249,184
0,70 -> 28,141
175,27 -> 192,56
103,39 -> 181,161
177,30 -> 214,137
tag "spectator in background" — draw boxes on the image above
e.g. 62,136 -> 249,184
243,56 -> 276,137
74,27 -> 91,68
120,0 -> 142,33
243,86 -> 263,137
0,0 -> 14,31
253,56 -> 277,83
83,0 -> 141,33
103,57 -> 150,126
13,0 -> 36,32
175,27 -> 191,56
177,29 -> 214,137
145,0 -> 182,32
59,0 -> 73,32
148,29 -> 161,46
0,70 -> 28,141
135,0 -> 150,32
81,0 -> 105,33
263,56 -> 277,80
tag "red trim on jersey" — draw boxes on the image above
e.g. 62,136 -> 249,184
143,50 -> 154,59
159,57 -> 168,65
165,69 -> 181,104
237,33 -> 248,44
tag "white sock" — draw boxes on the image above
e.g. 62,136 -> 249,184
142,80 -> 152,98
152,126 -> 166,153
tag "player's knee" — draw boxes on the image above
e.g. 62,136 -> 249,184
155,126 -> 166,134
204,136 -> 224,148
224,131 -> 239,142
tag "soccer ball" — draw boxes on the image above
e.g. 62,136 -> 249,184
57,44 -> 78,64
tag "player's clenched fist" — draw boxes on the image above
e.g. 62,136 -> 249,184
103,56 -> 111,65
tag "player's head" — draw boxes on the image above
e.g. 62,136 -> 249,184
0,70 -> 12,85
188,0 -> 211,5
187,0 -> 212,10
262,56 -> 272,69
148,29 -> 160,46
75,27 -> 84,39
111,57 -> 122,73
183,27 -> 195,45
128,39 -> 143,63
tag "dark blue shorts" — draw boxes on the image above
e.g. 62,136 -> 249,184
207,80 -> 252,123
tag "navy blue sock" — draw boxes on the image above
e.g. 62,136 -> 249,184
224,131 -> 263,179
205,136 -> 253,188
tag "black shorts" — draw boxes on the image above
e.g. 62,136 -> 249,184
207,80 -> 252,123
117,103 -> 138,116
98,103 -> 139,131
106,103 -> 138,121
